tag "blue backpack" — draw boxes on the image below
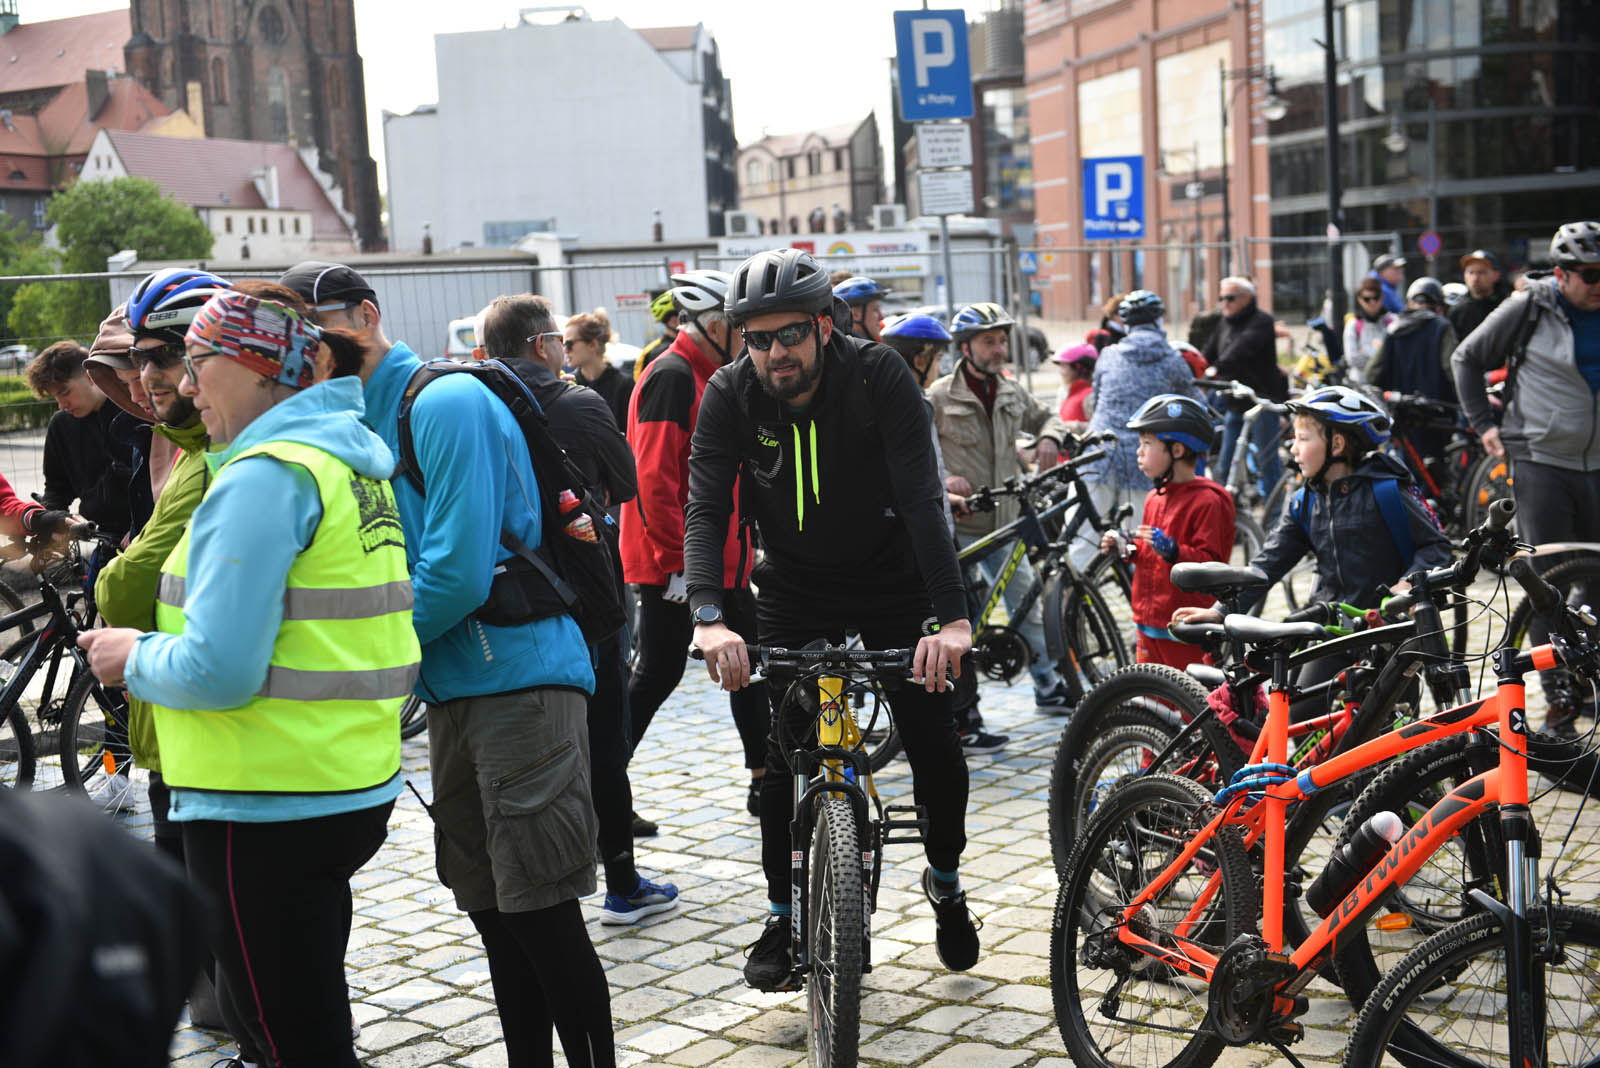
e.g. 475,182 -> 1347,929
1287,477 -> 1438,565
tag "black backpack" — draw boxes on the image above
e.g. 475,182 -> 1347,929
395,359 -> 626,645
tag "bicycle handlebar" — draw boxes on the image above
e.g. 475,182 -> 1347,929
965,443 -> 1111,512
1380,497 -> 1517,618
691,644 -> 917,679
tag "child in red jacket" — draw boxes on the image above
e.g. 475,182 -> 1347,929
1101,394 -> 1234,669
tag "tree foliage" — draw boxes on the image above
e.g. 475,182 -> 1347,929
0,219 -> 57,346
5,177 -> 214,346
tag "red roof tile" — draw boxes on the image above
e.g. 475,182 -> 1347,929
0,9 -> 130,97
39,76 -> 171,155
103,130 -> 353,242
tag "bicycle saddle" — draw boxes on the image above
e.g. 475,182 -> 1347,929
1169,621 -> 1227,647
1221,613 -> 1328,651
1185,662 -> 1227,689
1170,562 -> 1269,595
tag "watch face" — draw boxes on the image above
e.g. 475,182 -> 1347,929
695,605 -> 722,624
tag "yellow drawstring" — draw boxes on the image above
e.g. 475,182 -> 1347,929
792,424 -> 805,531
808,422 -> 821,506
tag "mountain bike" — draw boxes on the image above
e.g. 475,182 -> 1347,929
1,525 -> 130,798
1049,552 -> 1600,1068
698,644 -> 930,1068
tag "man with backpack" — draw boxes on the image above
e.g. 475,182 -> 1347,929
281,262 -> 616,1068
1453,221 -> 1600,737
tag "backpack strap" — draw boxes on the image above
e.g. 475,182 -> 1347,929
1289,486 -> 1311,539
1371,477 -> 1415,565
1501,293 -> 1543,403
395,364 -> 452,496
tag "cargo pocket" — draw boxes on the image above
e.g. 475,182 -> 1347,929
488,739 -> 595,885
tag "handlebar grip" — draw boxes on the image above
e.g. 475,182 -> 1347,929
1485,497 -> 1516,532
1283,602 -> 1331,625
68,521 -> 98,540
1509,556 -> 1563,618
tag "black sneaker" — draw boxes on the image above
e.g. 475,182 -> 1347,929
631,810 -> 659,837
1034,681 -> 1074,715
959,729 -> 1008,755
746,778 -> 763,818
921,867 -> 981,971
1546,703 -> 1582,741
743,914 -> 799,991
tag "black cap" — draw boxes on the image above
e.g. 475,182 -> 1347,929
278,261 -> 379,313
1459,249 -> 1500,271
1372,253 -> 1406,271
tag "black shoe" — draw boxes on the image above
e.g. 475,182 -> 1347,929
746,778 -> 763,818
1034,681 -> 1074,715
922,867 -> 981,971
1546,703 -> 1581,741
743,914 -> 799,991
959,729 -> 1008,755
631,810 -> 659,837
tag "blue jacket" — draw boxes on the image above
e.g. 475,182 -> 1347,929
125,376 -> 404,822
1086,325 -> 1205,490
361,343 -> 594,702
1369,270 -> 1405,315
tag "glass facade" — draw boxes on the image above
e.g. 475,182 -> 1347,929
1263,0 -> 1599,316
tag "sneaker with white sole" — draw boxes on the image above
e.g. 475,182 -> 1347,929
90,769 -> 136,814
959,729 -> 1008,755
598,876 -> 680,925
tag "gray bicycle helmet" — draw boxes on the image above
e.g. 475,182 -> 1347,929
1405,277 -> 1445,308
724,248 -> 834,326
1118,289 -> 1165,326
668,269 -> 733,324
1551,221 -> 1600,266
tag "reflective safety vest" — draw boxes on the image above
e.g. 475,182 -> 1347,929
152,439 -> 420,794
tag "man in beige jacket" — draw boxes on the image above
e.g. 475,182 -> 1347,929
928,302 -> 1073,711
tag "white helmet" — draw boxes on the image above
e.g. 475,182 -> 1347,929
669,270 -> 733,323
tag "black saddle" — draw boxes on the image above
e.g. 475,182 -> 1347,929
1185,662 -> 1227,689
1170,562 -> 1269,596
1222,613 -> 1328,652
1169,621 -> 1227,648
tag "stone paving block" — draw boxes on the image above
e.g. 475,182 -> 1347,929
856,1029 -> 951,1064
662,997 -> 763,1033
451,1042 -> 511,1068
435,1012 -> 505,1049
365,977 -> 457,1010
905,1004 -> 986,1032
349,961 -> 426,992
404,995 -> 495,1029
912,1041 -> 1031,1068
659,962 -> 744,996
957,1008 -> 1050,1044
357,1019 -> 433,1051
618,1021 -> 709,1055
431,957 -> 494,988
610,983 -> 695,1022
974,982 -> 1055,1014
725,1008 -> 808,1045
991,927 -> 1051,958
665,1037 -> 738,1066
703,1046 -> 805,1068
367,1040 -> 460,1067
643,940 -> 723,969
858,990 -> 935,1024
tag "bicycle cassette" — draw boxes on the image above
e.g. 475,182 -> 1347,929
971,625 -> 1032,682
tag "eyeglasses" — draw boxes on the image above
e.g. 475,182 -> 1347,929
181,351 -> 215,383
1569,266 -> 1600,285
1218,294 -> 1245,304
744,319 -> 815,352
562,338 -> 580,352
130,343 -> 183,369
525,331 -> 563,348
1357,293 -> 1382,303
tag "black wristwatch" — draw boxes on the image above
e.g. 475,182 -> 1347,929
693,603 -> 725,626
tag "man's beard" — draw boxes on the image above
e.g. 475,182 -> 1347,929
756,355 -> 821,402
156,394 -> 199,427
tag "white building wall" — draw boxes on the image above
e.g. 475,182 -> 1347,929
391,18 -> 711,252
382,107 -> 442,253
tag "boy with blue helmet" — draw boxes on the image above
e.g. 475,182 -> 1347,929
833,275 -> 887,341
881,312 -> 950,388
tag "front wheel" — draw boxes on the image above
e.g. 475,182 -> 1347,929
1045,570 -> 1132,705
55,669 -> 133,797
399,695 -> 429,740
807,796 -> 864,1068
1,699 -> 35,788
1342,904 -> 1600,1068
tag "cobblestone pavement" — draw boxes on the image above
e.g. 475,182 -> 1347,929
119,571 -> 1597,1067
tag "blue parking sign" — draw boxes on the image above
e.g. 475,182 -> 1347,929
894,10 -> 974,121
1082,156 -> 1145,240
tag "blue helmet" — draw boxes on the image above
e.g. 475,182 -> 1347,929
1285,385 -> 1392,446
1118,289 -> 1165,326
832,275 -> 887,305
880,313 -> 951,343
949,302 -> 1014,342
128,267 -> 233,339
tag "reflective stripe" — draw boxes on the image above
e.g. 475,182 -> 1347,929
158,572 -> 185,607
284,581 -> 414,620
257,662 -> 419,702
157,576 -> 413,620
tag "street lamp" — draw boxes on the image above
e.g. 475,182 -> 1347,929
1218,61 -> 1287,276
1383,101 -> 1439,268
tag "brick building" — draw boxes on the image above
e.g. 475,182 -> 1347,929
124,0 -> 383,249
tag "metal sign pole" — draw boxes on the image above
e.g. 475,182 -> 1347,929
941,215 -> 956,323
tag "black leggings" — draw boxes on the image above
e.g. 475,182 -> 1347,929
1513,459 -> 1600,705
589,626 -> 638,895
469,901 -> 615,1068
629,585 -> 769,769
755,590 -> 968,903
181,802 -> 391,1068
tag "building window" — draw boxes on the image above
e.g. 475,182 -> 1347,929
212,57 -> 228,103
225,215 -> 233,233
279,217 -> 285,234
33,198 -> 46,228
785,158 -> 795,179
769,218 -> 779,234
261,215 -> 269,232
746,159 -> 762,185
294,217 -> 301,234
248,216 -> 255,234
834,149 -> 845,171
329,67 -> 344,108
807,151 -> 820,176
267,66 -> 290,142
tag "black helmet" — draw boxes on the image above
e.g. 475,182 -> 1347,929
1118,289 -> 1165,326
1126,394 -> 1216,454
725,248 -> 834,326
949,302 -> 1015,342
1551,221 -> 1600,266
1405,277 -> 1445,308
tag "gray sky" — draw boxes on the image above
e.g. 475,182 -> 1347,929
49,2 -> 1000,191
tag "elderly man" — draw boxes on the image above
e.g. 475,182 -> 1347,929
1203,276 -> 1286,497
1453,221 -> 1600,738
929,301 -> 1073,711
1369,253 -> 1408,313
1449,249 -> 1510,339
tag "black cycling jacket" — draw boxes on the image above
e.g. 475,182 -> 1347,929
684,330 -> 966,625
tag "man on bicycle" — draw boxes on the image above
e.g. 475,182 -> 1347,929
686,248 -> 979,990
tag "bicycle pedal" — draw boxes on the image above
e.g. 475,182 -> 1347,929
1269,1021 -> 1304,1045
881,804 -> 929,843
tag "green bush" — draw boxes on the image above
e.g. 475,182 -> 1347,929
0,374 -> 53,432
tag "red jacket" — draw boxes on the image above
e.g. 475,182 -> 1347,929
0,469 -> 41,539
621,331 -> 751,587
1059,379 -> 1091,423
1130,476 -> 1235,630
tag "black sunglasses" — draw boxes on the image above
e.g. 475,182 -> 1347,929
1571,266 -> 1600,285
130,343 -> 184,369
1218,294 -> 1245,303
744,319 -> 814,352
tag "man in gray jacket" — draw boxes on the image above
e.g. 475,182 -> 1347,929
1453,220 -> 1600,736
929,301 -> 1073,710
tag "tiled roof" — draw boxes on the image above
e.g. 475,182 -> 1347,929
38,76 -> 171,154
103,130 -> 352,241
740,118 -> 868,158
0,9 -> 130,96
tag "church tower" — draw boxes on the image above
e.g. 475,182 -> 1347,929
125,0 -> 384,250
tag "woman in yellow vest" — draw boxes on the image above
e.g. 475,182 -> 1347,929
80,290 -> 420,1068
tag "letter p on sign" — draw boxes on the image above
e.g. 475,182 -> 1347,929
1094,162 -> 1133,217
911,18 -> 954,87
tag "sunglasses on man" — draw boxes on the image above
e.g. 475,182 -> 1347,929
744,319 -> 815,352
130,343 -> 184,370
1568,266 -> 1600,285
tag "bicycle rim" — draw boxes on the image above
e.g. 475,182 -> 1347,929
1345,905 -> 1600,1068
1,700 -> 34,788
807,796 -> 863,1068
399,695 -> 429,740
56,669 -> 132,797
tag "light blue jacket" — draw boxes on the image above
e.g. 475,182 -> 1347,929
125,376 -> 404,822
361,343 -> 594,702
1086,325 -> 1205,490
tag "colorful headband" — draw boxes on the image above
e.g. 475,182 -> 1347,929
185,291 -> 321,390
